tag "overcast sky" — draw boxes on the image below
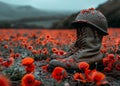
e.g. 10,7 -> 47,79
0,0 -> 108,11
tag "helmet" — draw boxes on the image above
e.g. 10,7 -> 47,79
72,8 -> 108,35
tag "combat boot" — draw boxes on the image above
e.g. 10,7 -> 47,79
49,8 -> 108,71
49,26 -> 104,70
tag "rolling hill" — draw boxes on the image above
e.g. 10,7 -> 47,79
51,0 -> 120,28
0,1 -> 70,28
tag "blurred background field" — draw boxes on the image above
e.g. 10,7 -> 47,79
0,0 -> 119,29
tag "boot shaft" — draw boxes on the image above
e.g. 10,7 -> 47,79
75,27 -> 103,50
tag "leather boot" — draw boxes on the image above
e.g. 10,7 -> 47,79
49,26 -> 104,70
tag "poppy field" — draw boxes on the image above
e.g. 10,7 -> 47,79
0,28 -> 120,86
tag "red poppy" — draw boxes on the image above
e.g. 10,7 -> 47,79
43,48 -> 47,51
102,43 -> 107,48
41,40 -> 47,46
100,48 -> 107,53
89,7 -> 95,11
61,59 -> 67,63
41,64 -> 49,72
42,51 -> 48,55
42,48 -> 48,54
15,53 -> 20,58
32,50 -> 37,54
9,49 -> 14,53
0,52 -> 2,56
34,80 -> 42,86
22,57 -> 34,66
10,53 -> 15,58
27,46 -> 33,51
66,62 -> 71,67
25,64 -> 35,73
58,50 -> 66,55
85,69 -> 94,82
0,57 -> 4,63
102,58 -> 109,66
31,34 -> 37,38
5,37 -> 9,41
4,45 -> 8,49
91,71 -> 105,84
68,58 -> 74,62
107,62 -> 114,69
45,35 -> 51,39
0,75 -> 10,86
21,42 -> 28,48
104,67 -> 111,73
116,55 -> 120,60
73,73 -> 85,82
78,62 -> 89,71
2,57 -> 14,67
52,48 -> 58,53
37,49 -> 42,54
21,74 -> 35,86
115,63 -> 120,71
108,54 -> 115,61
55,51 -> 59,55
52,67 -> 67,82
46,58 -> 50,62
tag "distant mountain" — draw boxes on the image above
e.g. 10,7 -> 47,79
51,0 -> 120,28
0,2 -> 43,20
0,1 -> 68,20
0,1 -> 71,28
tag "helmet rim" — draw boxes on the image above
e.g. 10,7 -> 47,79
72,20 -> 108,35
